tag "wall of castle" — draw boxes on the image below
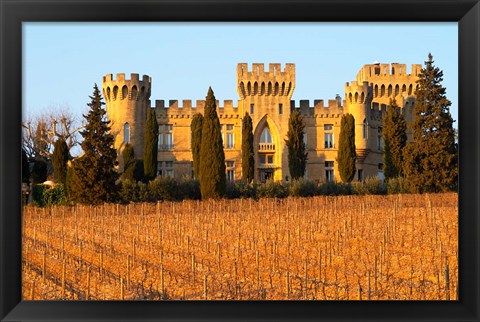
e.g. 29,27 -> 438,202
154,100 -> 242,180
104,61 -> 418,183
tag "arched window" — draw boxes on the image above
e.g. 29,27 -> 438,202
362,119 -> 367,139
131,85 -> 138,101
122,85 -> 128,100
124,123 -> 130,143
260,127 -> 273,143
239,82 -> 246,97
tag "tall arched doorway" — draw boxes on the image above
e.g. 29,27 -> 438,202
258,126 -> 275,182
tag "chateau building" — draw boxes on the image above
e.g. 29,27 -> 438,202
102,62 -> 421,183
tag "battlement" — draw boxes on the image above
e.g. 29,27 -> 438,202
102,73 -> 151,83
356,63 -> 422,83
152,99 -> 239,117
237,63 -> 296,99
237,63 -> 295,77
102,73 -> 151,102
345,81 -> 371,105
290,99 -> 343,117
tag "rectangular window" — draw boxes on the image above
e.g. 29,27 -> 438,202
260,154 -> 266,164
279,104 -> 283,115
165,133 -> 173,149
326,169 -> 334,182
325,160 -> 334,182
267,155 -> 273,164
226,133 -> 234,149
250,104 -> 254,114
227,170 -> 235,181
159,124 -> 174,150
324,133 -> 334,149
226,161 -> 235,181
157,161 -> 174,177
157,161 -> 164,176
158,132 -> 163,149
324,124 -> 334,149
222,124 -> 235,149
165,161 -> 174,178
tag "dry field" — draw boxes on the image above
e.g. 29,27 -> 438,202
22,193 -> 458,300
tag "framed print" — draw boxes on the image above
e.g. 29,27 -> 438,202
1,0 -> 479,321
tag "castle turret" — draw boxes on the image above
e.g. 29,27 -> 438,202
236,63 -> 295,182
344,81 -> 372,161
102,73 -> 151,170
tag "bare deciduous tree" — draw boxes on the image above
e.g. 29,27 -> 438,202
22,105 -> 84,160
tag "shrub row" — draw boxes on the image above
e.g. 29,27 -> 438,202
226,176 -> 410,199
29,176 -> 411,206
119,177 -> 201,203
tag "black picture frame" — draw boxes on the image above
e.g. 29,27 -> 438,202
1,0 -> 479,321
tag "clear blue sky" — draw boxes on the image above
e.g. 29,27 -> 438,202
23,22 -> 458,125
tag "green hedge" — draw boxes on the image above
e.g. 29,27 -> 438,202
29,175 -> 418,207
31,184 -> 68,207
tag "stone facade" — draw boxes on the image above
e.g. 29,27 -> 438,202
102,62 -> 420,183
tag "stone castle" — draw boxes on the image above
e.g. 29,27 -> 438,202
101,62 -> 421,183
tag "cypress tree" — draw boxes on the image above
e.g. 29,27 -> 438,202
285,109 -> 308,180
143,108 -> 159,181
403,53 -> 457,193
382,98 -> 407,180
241,112 -> 255,183
337,113 -> 356,183
122,143 -> 136,181
70,84 -> 118,204
199,87 -> 226,199
52,137 -> 70,185
190,113 -> 203,179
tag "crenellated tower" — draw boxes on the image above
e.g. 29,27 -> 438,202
236,63 -> 296,182
102,73 -> 151,170
344,81 -> 372,162
237,63 -> 295,120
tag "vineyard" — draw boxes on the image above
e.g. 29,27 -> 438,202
22,193 -> 458,300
